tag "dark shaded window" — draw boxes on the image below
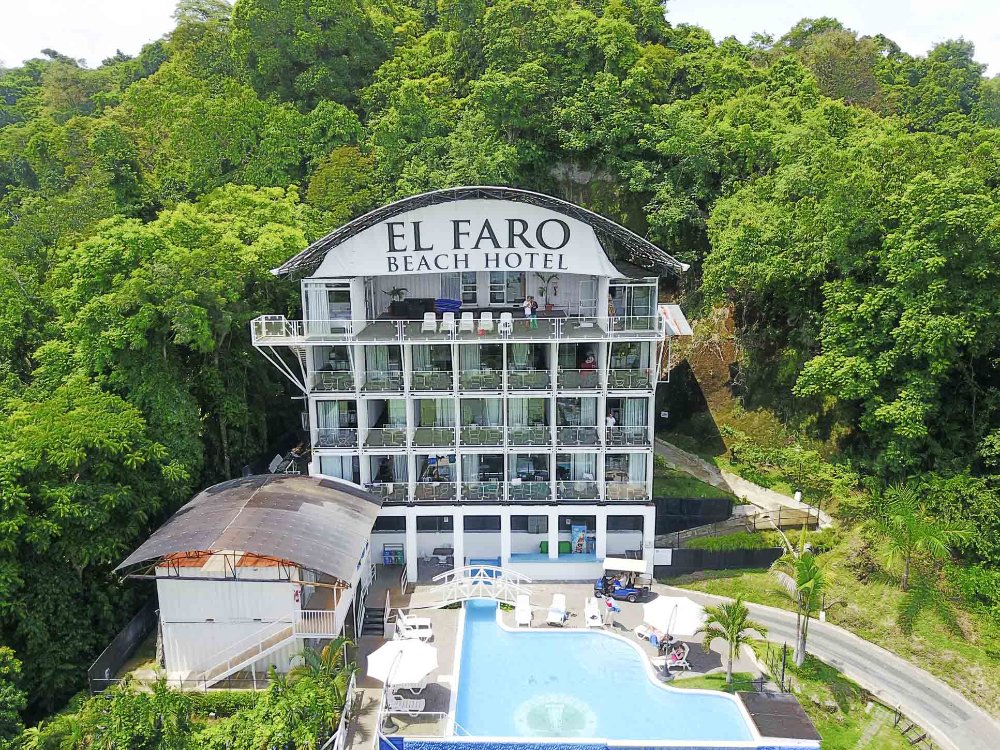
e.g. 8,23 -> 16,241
372,516 -> 406,533
417,516 -> 453,532
464,516 -> 501,532
607,515 -> 644,531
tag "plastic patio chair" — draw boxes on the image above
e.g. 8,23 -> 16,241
439,311 -> 456,335
421,312 -> 437,333
498,312 -> 514,337
459,312 -> 475,334
479,312 -> 494,333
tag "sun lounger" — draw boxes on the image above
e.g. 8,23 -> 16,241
585,597 -> 603,628
391,677 -> 429,695
386,692 -> 425,716
515,593 -> 532,627
546,593 -> 567,626
651,642 -> 691,672
395,611 -> 434,641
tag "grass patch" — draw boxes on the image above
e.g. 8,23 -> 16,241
684,532 -> 782,551
116,631 -> 157,677
652,463 -> 732,500
670,671 -> 755,693
666,532 -> 1000,716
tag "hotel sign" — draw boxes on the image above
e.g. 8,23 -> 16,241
311,199 -> 623,278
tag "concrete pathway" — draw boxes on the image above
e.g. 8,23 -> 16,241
661,584 -> 1000,750
655,439 -> 834,528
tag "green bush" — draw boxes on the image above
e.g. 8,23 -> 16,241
188,690 -> 259,717
685,532 -> 779,551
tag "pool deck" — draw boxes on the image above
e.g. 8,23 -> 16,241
347,582 -> 762,749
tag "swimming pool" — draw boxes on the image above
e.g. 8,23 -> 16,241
454,600 -> 756,743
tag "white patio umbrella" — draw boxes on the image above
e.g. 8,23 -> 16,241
643,595 -> 707,636
366,640 -> 438,687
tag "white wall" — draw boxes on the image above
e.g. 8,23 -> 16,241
505,559 -> 604,581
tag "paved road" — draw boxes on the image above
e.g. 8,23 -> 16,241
662,585 -> 1000,750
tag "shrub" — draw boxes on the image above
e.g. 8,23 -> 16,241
188,690 -> 259,717
685,532 -> 778,551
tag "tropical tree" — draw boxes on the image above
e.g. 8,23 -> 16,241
867,481 -> 970,591
695,598 -> 767,686
772,544 -> 825,667
288,637 -> 356,711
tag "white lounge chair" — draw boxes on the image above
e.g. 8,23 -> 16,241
652,642 -> 692,672
458,312 -> 475,334
439,311 -> 456,334
395,611 -> 434,641
421,312 -> 437,333
546,593 -> 567,626
479,312 -> 494,333
498,312 -> 514,337
386,692 -> 425,716
391,677 -> 429,695
515,594 -> 532,627
585,597 -> 603,628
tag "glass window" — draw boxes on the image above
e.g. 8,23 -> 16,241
461,272 -> 478,304
464,516 -> 501,532
510,515 -> 548,533
489,272 -> 523,304
373,516 -> 406,532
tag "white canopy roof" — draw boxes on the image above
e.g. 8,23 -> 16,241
602,557 -> 649,574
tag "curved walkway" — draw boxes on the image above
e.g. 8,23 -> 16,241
661,584 -> 1000,750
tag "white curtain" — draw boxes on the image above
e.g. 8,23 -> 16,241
628,455 -> 645,482
462,347 -> 481,372
509,399 -> 528,425
485,399 -> 501,426
317,401 -> 343,428
442,273 -> 460,300
511,344 -> 529,369
392,455 -> 407,481
412,346 -> 431,372
624,399 -> 646,426
388,400 -> 406,427
306,284 -> 330,334
368,347 -> 389,373
581,398 -> 597,426
436,399 -> 454,427
566,454 -> 596,479
462,454 -> 480,482
320,455 -> 352,480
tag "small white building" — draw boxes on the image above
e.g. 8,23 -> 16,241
116,474 -> 382,688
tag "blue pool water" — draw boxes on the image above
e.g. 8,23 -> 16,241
455,601 -> 755,742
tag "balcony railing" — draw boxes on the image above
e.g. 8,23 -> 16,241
459,370 -> 503,390
362,370 -> 404,392
366,482 -> 408,503
411,370 -> 453,391
460,426 -> 504,447
606,426 -> 650,447
309,371 -> 354,391
508,369 -> 550,390
315,428 -> 358,448
557,480 -> 601,500
508,426 -> 551,446
364,427 -> 408,448
507,481 -> 551,501
412,427 -> 456,447
414,481 -> 456,501
461,482 -> 504,502
607,368 -> 653,390
556,426 -> 601,446
605,481 -> 650,501
252,313 -> 666,347
557,369 -> 600,389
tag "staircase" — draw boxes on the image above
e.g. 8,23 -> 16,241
362,607 -> 385,637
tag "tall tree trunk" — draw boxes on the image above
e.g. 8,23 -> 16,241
726,644 -> 733,685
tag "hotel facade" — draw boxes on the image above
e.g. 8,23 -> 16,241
252,187 -> 691,583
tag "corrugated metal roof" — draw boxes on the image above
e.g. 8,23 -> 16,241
116,475 -> 382,585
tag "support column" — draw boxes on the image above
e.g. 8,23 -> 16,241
547,510 -> 560,559
500,511 -> 511,567
405,512 -> 418,583
641,505 -> 656,562
452,509 -> 465,569
595,508 -> 608,560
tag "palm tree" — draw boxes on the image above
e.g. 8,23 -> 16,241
772,548 -> 825,667
289,637 -> 356,729
695,598 -> 767,686
868,481 -> 970,591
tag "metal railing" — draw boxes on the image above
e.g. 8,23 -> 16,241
366,482 -> 408,503
315,427 -> 359,448
361,370 -> 404,392
410,370 -> 453,391
459,425 -> 504,446
364,427 -> 408,448
295,609 -> 339,636
557,480 -> 601,499
507,481 -> 551,501
605,481 -> 650,501
411,427 -> 456,447
414,481 -> 456,501
309,371 -> 355,391
606,425 -> 651,446
556,425 -> 601,445
461,481 -> 504,502
607,368 -> 653,389
459,370 -> 503,390
557,368 -> 601,389
507,426 -> 551,446
508,369 -> 551,389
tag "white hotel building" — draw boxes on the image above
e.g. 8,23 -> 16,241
252,187 -> 692,583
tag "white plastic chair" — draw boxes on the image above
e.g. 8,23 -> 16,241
546,593 -> 567,626
459,312 -> 475,334
421,312 -> 437,333
386,692 -> 425,716
479,312 -> 494,333
439,311 -> 456,334
515,594 -> 532,627
585,597 -> 603,628
498,312 -> 514,337
395,611 -> 434,641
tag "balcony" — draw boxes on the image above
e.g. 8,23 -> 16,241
364,427 -> 408,448
556,426 -> 601,446
459,370 -> 503,390
557,369 -> 600,390
461,482 -> 504,502
414,481 -> 456,501
557,480 -> 601,500
366,482 -> 408,503
605,481 -> 650,501
607,369 -> 653,390
362,371 -> 404,392
314,428 -> 358,448
412,427 -> 456,448
507,481 -> 551,501
309,371 -> 354,392
251,313 -> 665,347
411,371 -> 453,391
606,426 -> 650,447
508,369 -> 550,390
460,426 -> 504,447
508,427 -> 551,447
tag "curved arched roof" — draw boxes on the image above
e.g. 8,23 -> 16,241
274,186 -> 689,277
116,475 -> 382,585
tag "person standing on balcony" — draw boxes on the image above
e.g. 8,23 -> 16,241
522,295 -> 539,329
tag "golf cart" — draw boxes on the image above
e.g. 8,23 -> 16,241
595,557 -> 652,603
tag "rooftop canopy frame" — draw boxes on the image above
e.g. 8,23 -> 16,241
272,186 -> 690,278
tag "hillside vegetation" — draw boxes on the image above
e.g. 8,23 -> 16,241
0,0 -> 998,745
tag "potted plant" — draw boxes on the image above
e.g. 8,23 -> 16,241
383,287 -> 408,316
535,273 -> 559,312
